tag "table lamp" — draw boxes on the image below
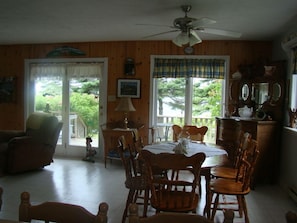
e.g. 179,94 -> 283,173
115,97 -> 136,129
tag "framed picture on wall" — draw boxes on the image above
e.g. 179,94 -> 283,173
117,79 -> 141,98
0,76 -> 16,103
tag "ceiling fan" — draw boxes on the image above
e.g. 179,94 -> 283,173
142,5 -> 242,47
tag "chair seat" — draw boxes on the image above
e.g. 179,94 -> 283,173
211,166 -> 238,179
108,150 -> 130,158
125,176 -> 149,190
210,178 -> 250,195
150,191 -> 199,212
128,203 -> 235,223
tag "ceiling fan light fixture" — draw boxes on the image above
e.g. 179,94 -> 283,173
173,30 -> 202,47
189,30 -> 202,46
172,32 -> 189,47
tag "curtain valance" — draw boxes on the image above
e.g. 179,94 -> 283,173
30,63 -> 103,80
153,58 -> 225,79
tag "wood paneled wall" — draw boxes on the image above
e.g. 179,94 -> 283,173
0,40 -> 273,141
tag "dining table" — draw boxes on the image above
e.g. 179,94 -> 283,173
142,141 -> 228,218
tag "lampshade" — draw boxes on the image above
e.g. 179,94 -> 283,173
172,32 -> 189,47
115,97 -> 136,112
189,30 -> 202,46
172,30 -> 202,47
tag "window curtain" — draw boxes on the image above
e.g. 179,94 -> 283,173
30,63 -> 103,80
291,47 -> 297,109
153,58 -> 225,79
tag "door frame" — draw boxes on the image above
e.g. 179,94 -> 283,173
24,57 -> 108,158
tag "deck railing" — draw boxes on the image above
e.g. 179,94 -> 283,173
156,115 -> 217,143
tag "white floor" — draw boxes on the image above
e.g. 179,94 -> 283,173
0,157 -> 296,223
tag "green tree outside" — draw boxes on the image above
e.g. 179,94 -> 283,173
35,79 -> 99,137
158,78 -> 222,118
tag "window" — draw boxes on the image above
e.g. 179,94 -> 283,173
150,56 -> 229,143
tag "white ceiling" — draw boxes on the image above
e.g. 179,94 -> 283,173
0,0 -> 297,45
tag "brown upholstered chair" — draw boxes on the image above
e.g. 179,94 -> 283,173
0,112 -> 63,174
19,191 -> 108,223
140,150 -> 205,214
128,203 -> 234,223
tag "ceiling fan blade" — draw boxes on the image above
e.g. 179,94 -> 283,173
198,28 -> 242,38
136,23 -> 175,29
142,30 -> 180,39
190,18 -> 216,28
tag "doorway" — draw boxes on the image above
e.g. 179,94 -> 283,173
25,58 -> 108,158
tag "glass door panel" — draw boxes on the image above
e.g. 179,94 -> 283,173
34,78 -> 63,145
69,77 -> 99,147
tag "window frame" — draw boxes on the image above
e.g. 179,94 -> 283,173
149,55 -> 230,141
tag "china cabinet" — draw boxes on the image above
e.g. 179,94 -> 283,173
219,60 -> 286,186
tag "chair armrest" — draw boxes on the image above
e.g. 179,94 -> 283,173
0,130 -> 25,142
9,136 -> 43,147
7,136 -> 54,173
7,136 -> 53,159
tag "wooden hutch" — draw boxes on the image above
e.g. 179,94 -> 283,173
216,61 -> 286,185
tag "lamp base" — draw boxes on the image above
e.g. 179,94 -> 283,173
124,117 -> 129,129
123,112 -> 129,129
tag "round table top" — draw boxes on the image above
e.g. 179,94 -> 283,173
143,141 -> 228,169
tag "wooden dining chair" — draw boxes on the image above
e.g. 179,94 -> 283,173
140,149 -> 205,213
210,132 -> 253,180
183,125 -> 208,142
19,191 -> 108,223
172,124 -> 182,142
128,203 -> 234,223
172,124 -> 208,142
209,148 -> 260,223
131,128 -> 144,153
286,211 -> 297,223
118,135 -> 150,223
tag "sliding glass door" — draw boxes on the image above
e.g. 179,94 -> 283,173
25,58 -> 107,157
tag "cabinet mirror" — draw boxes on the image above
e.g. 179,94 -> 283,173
241,83 -> 249,101
270,82 -> 281,105
252,83 -> 269,106
251,82 -> 282,107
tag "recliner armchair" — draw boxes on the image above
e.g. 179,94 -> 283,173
0,112 -> 63,175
